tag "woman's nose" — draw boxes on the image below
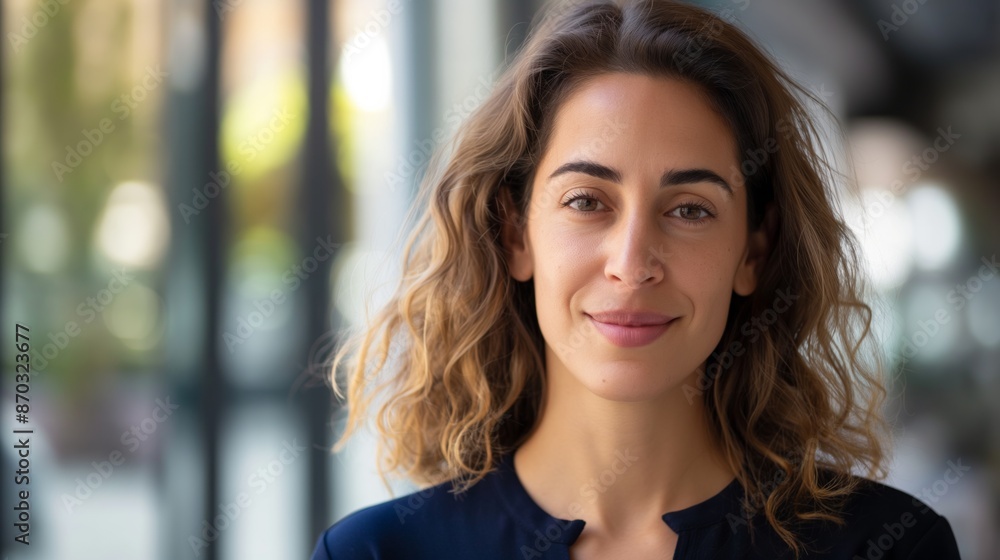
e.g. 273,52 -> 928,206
604,217 -> 668,289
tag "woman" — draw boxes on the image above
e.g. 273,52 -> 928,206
312,0 -> 962,558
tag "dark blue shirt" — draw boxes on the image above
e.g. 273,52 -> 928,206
311,451 -> 961,559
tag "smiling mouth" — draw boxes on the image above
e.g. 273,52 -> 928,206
585,314 -> 677,348
584,310 -> 676,326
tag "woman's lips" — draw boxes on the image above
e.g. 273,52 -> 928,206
586,315 -> 676,348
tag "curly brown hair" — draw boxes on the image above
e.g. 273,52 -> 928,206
327,0 -> 891,556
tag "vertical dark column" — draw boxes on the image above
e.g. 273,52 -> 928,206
199,4 -> 224,560
301,0 -> 339,547
161,2 -> 225,558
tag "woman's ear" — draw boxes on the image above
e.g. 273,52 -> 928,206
498,186 -> 533,282
733,202 -> 777,296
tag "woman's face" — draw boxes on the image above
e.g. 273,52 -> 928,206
504,72 -> 768,402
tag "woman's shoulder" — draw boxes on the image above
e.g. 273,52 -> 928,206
310,471 -> 502,560
784,468 -> 963,559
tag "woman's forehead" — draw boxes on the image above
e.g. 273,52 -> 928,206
538,73 -> 744,189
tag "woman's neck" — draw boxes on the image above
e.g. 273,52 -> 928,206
512,356 -> 737,538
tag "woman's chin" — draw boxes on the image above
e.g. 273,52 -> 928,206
574,365 -> 679,402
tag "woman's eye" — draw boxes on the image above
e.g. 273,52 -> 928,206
562,195 -> 605,213
669,204 -> 715,222
561,195 -> 714,223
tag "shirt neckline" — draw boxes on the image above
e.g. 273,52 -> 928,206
491,450 -> 746,545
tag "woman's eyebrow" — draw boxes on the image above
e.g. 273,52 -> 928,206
547,160 -> 734,200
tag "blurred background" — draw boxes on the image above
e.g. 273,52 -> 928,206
1,0 -> 998,558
